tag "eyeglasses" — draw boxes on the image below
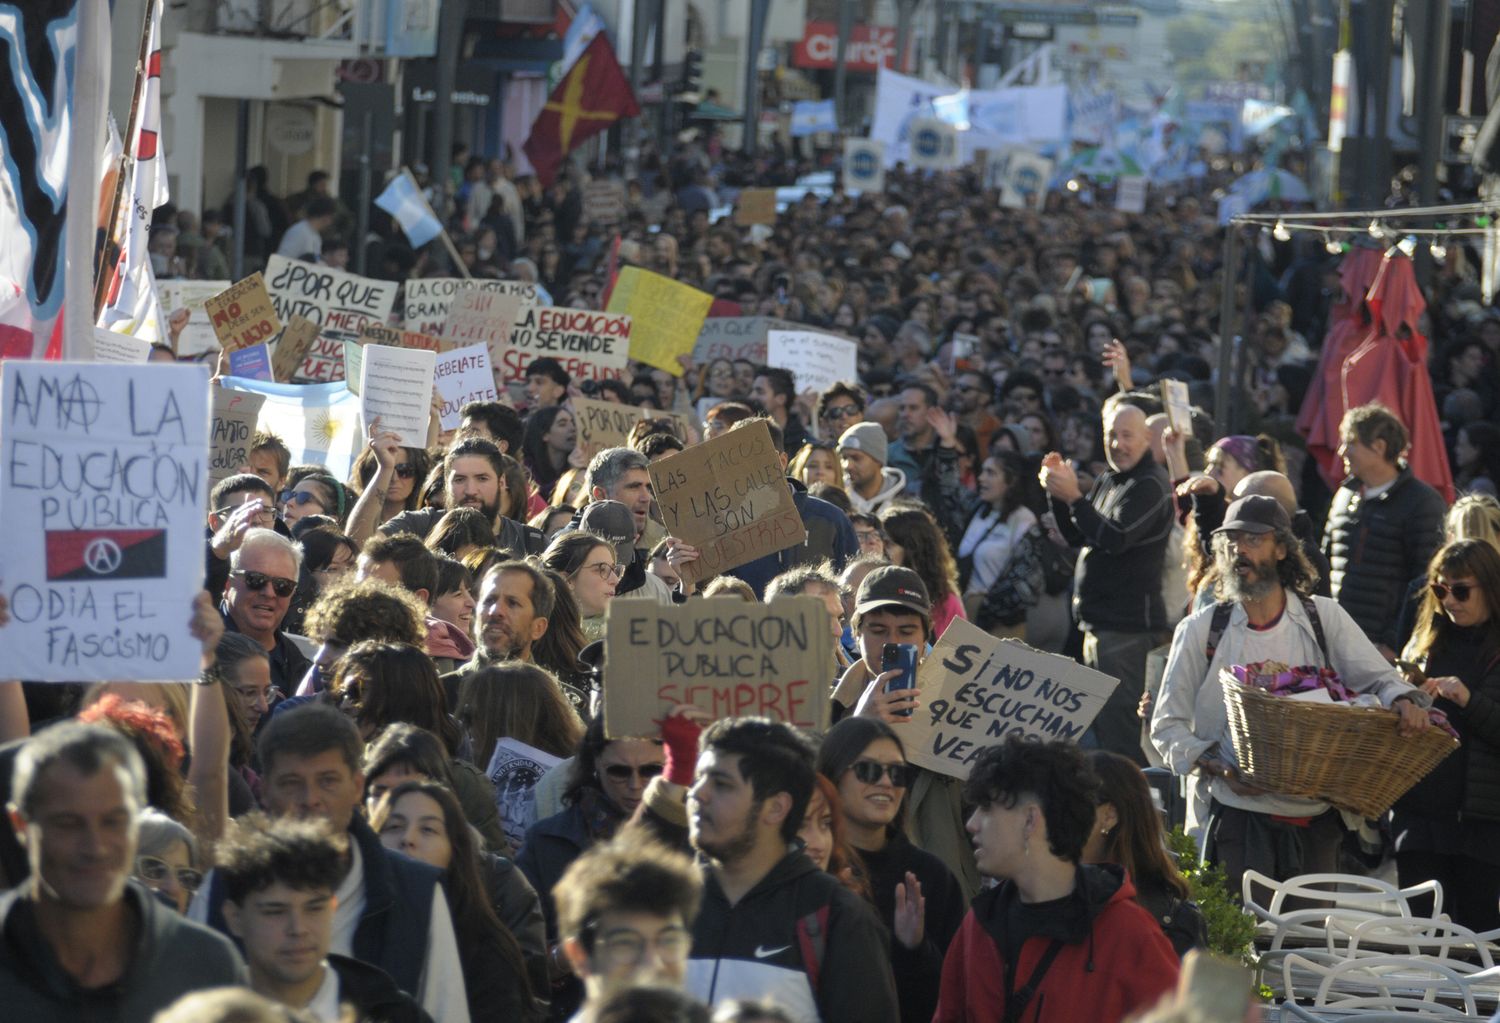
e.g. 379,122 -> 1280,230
601,762 -> 664,782
854,529 -> 883,545
849,760 -> 914,787
232,570 -> 298,598
137,855 -> 203,892
579,562 -> 626,581
588,923 -> 691,967
394,462 -> 416,479
1224,532 -> 1272,550
279,490 -> 326,509
822,405 -> 860,421
1431,581 -> 1476,603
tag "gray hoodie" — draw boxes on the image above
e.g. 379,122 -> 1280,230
846,465 -> 908,514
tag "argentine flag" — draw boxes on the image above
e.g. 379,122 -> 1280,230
375,170 -> 443,248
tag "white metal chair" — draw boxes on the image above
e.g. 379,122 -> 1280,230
1245,871 -> 1446,955
1279,953 -> 1478,1017
1328,915 -> 1500,970
1281,1002 -> 1477,1022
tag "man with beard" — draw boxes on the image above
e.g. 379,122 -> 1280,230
442,561 -> 554,711
380,438 -> 544,557
1150,495 -> 1434,891
684,718 -> 898,1023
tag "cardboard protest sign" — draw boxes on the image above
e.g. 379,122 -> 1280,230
263,256 -> 398,381
158,280 -> 230,356
210,388 -> 266,485
766,329 -> 858,395
648,419 -> 806,586
691,316 -> 799,364
361,323 -> 451,355
571,396 -> 694,459
434,344 -> 498,429
486,737 -> 562,851
271,316 -> 320,383
603,596 -> 832,738
1162,378 -> 1192,437
228,344 -> 274,381
903,619 -> 1120,780
1,362 -> 211,681
735,188 -> 778,225
358,344 -> 436,440
606,267 -> 712,376
92,327 -> 152,364
204,274 -> 282,352
498,306 -> 631,385
439,286 -> 529,369
405,277 -> 537,336
582,180 -> 626,225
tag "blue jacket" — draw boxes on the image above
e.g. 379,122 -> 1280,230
729,478 -> 859,597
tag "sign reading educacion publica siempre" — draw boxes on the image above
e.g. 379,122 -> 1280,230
263,255 -> 398,382
603,596 -> 832,738
0,362 -> 210,681
903,619 -> 1120,780
647,419 -> 806,586
498,306 -> 631,384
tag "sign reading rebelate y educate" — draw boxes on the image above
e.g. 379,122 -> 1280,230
903,619 -> 1120,780
498,306 -> 631,384
648,419 -> 806,586
405,277 -> 537,336
1,361 -> 210,681
264,255 -> 398,381
603,596 -> 832,738
203,274 -> 282,352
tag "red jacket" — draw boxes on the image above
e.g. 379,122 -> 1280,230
933,864 -> 1178,1023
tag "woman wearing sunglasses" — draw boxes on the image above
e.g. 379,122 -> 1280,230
817,718 -> 965,1023
135,809 -> 202,914
351,442 -> 430,529
541,530 -> 623,641
1392,538 -> 1500,930
279,471 -> 348,529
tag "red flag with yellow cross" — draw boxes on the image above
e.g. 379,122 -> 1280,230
523,34 -> 639,186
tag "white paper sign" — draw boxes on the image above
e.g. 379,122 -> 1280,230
405,277 -> 538,336
1116,176 -> 1149,214
358,343 -> 436,440
844,138 -> 886,193
766,329 -> 859,396
1001,151 -> 1054,210
93,327 -> 152,364
1,362 -> 210,681
908,117 -> 959,171
158,279 -> 231,356
434,343 -> 498,429
486,737 -> 563,851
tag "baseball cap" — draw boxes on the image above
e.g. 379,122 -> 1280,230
854,565 -> 932,620
838,422 -> 889,467
578,500 -> 636,563
1213,494 -> 1290,536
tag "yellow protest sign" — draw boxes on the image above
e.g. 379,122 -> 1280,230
606,266 -> 712,376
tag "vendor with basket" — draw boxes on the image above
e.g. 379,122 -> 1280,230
1151,495 -> 1436,893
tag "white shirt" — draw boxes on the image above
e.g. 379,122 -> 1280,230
959,505 -> 1037,595
304,964 -> 342,1023
277,219 -> 323,259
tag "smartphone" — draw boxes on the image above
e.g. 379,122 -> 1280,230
882,643 -> 920,717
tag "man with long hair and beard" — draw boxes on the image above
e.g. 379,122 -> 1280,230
1150,495 -> 1435,892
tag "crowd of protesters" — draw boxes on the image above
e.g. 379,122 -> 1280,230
6,134 -> 1500,1023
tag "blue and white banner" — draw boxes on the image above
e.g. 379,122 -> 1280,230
221,377 -> 363,479
790,99 -> 838,137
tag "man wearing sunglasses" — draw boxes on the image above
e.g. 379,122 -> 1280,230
1152,494 -> 1434,893
206,473 -> 288,598
221,528 -> 312,693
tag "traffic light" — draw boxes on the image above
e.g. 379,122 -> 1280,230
680,49 -> 703,98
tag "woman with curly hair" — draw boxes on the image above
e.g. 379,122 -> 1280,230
879,504 -> 966,638
296,577 -> 427,695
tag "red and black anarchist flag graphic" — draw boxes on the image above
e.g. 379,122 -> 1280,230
45,529 -> 167,581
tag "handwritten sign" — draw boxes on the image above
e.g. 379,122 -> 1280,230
359,343 -> 436,441
158,280 -> 230,356
606,266 -> 712,376
582,180 -> 627,225
735,188 -> 778,225
1,361 -> 210,681
648,420 -> 806,586
92,327 -> 152,364
499,306 -> 631,384
434,343 -> 498,429
360,322 -> 451,355
692,316 -> 799,364
271,316 -> 320,383
603,596 -> 832,738
903,619 -> 1120,779
204,274 -> 283,352
439,286 -> 528,370
210,388 -> 266,485
766,329 -> 858,395
264,256 -> 398,381
405,277 -> 537,336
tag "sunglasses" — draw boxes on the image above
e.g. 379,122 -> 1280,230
849,760 -> 914,787
822,405 -> 860,421
1431,581 -> 1476,603
137,855 -> 203,892
279,490 -> 325,508
394,462 -> 416,479
232,569 -> 298,598
602,763 -> 664,782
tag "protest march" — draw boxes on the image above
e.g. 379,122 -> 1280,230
3,1 -> 1500,1021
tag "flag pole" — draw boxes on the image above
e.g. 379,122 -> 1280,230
93,0 -> 158,320
402,166 -> 471,279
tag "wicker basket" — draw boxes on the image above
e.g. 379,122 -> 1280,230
1219,671 -> 1459,819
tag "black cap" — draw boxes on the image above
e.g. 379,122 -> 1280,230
854,565 -> 932,619
1213,494 -> 1291,536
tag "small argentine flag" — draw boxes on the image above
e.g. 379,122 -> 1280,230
375,170 -> 443,248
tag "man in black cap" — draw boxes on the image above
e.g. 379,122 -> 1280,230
1151,494 -> 1433,892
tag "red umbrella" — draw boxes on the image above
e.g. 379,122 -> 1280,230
1298,248 -> 1454,502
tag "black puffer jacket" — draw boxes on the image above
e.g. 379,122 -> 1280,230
1396,625 -> 1500,823
1322,468 -> 1445,649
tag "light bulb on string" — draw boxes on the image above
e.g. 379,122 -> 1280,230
1368,219 -> 1384,239
1431,242 -> 1448,261
1325,233 -> 1343,255
1273,220 -> 1290,242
